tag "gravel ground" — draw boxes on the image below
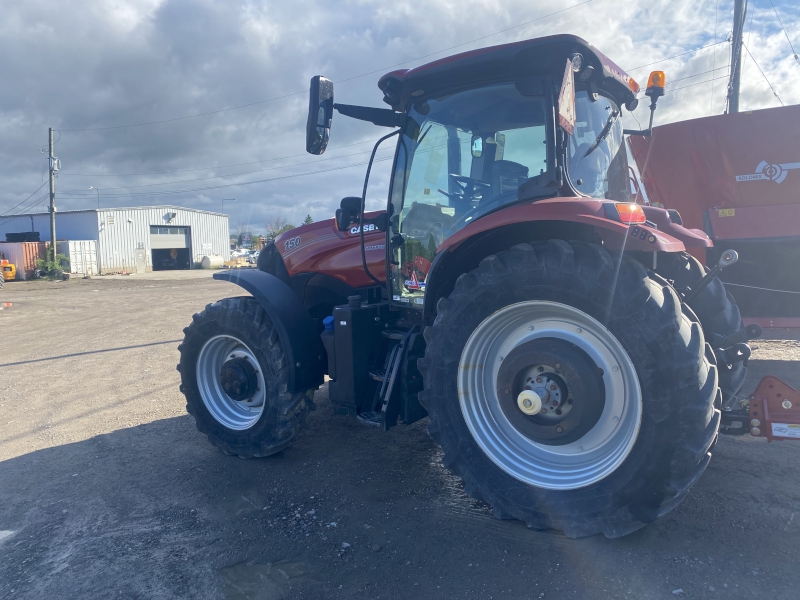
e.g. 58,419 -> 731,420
1,272 -> 799,599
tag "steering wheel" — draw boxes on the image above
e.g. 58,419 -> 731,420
437,174 -> 491,201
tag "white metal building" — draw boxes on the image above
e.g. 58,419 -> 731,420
0,206 -> 229,274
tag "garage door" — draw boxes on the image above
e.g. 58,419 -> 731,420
150,226 -> 189,249
150,226 -> 191,270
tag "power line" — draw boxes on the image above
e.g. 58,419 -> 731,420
769,0 -> 799,64
670,64 -> 730,84
55,1 -> 595,133
59,146 -> 397,193
625,39 -> 729,72
671,74 -> 730,92
59,136 -> 451,194
59,137 -> 382,177
0,192 -> 50,226
58,157 -> 395,200
741,41 -> 784,105
0,180 -> 48,217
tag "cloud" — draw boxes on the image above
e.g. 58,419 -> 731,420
0,0 -> 798,231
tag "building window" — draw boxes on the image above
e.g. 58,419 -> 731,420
150,226 -> 188,235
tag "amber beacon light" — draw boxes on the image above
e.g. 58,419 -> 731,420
646,71 -> 666,98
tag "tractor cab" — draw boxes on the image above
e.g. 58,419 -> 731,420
307,35 -> 657,310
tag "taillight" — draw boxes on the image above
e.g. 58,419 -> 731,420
612,203 -> 646,224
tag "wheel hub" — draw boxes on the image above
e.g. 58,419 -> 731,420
497,339 -> 604,446
458,301 -> 643,490
220,357 -> 258,401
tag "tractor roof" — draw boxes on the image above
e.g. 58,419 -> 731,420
378,34 -> 638,111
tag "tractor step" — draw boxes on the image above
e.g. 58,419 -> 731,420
356,411 -> 383,427
382,329 -> 406,340
369,369 -> 386,382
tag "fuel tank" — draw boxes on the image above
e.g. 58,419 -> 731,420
274,212 -> 386,289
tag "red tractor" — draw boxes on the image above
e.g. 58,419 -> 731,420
178,35 -> 760,538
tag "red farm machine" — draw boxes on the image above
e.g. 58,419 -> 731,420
628,104 -> 800,329
177,35 -> 798,538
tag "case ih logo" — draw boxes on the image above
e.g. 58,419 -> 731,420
736,160 -> 800,184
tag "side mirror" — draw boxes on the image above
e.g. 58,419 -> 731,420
335,197 -> 362,232
306,76 -> 334,155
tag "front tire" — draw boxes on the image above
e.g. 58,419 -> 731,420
656,252 -> 748,409
177,297 -> 315,458
420,241 -> 719,538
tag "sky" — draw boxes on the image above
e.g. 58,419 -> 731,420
1,0 -> 798,234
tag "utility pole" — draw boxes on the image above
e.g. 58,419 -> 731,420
48,127 -> 57,259
727,0 -> 747,113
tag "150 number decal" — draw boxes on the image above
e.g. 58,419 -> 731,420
284,236 -> 301,251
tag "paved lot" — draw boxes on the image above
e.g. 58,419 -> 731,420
1,272 -> 799,599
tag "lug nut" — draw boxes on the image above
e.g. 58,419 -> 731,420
556,426 -> 563,433
549,383 -> 557,391
554,363 -> 561,369
536,377 -> 543,383
537,366 -> 544,373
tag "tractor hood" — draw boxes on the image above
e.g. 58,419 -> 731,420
378,34 -> 638,112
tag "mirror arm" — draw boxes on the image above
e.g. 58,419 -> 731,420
623,97 -> 659,137
334,103 -> 406,128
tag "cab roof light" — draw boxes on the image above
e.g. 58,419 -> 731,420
646,71 -> 666,98
606,202 -> 646,224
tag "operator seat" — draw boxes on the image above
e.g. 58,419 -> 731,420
490,160 -> 529,198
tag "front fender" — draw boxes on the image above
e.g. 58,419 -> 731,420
213,270 -> 325,393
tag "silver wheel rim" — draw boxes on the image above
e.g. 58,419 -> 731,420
457,301 -> 642,490
196,335 -> 266,430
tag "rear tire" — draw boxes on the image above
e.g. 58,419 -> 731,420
177,297 -> 315,458
419,241 -> 719,538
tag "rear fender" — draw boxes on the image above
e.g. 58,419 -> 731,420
213,270 -> 325,392
440,198 -> 687,254
423,198 -> 691,324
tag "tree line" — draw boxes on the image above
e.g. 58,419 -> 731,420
232,214 -> 314,248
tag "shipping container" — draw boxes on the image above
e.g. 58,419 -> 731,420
0,242 -> 49,280
57,240 -> 98,276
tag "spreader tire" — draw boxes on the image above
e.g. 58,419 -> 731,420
177,297 -> 315,458
657,252 -> 747,408
419,240 -> 719,538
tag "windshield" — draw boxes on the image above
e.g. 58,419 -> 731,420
389,83 -> 548,306
566,91 -> 630,200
